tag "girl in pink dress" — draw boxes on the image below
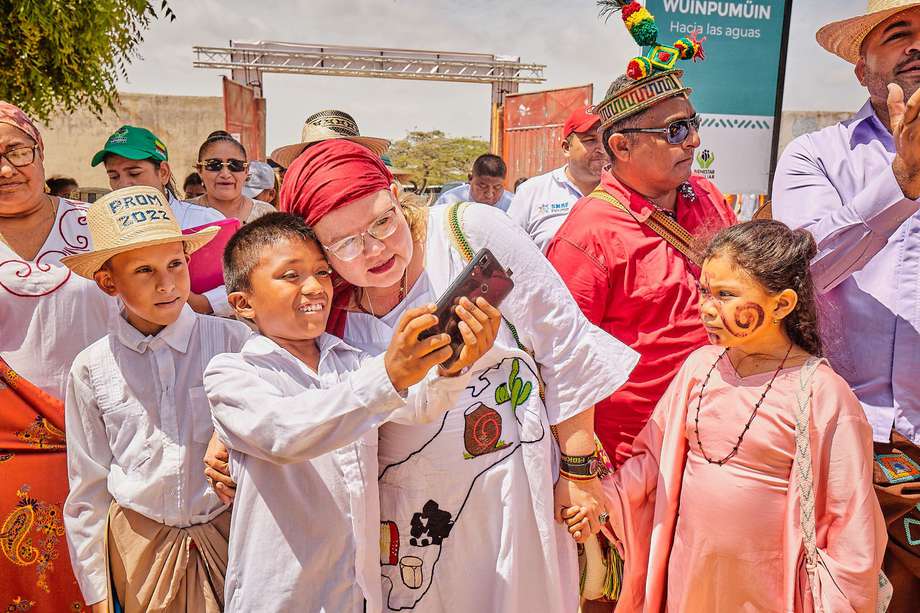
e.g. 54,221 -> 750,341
567,220 -> 887,612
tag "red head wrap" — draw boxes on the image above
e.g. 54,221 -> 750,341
279,138 -> 394,225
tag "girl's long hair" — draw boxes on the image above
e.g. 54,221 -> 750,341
703,219 -> 823,357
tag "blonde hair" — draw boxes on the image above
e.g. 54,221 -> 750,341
395,184 -> 428,243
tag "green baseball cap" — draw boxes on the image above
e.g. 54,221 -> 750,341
91,125 -> 169,167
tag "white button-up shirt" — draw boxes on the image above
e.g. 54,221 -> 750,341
773,101 -> 920,444
63,306 -> 250,603
205,333 -> 471,613
507,166 -> 584,252
167,194 -> 232,317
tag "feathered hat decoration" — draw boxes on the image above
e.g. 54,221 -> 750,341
599,0 -> 705,80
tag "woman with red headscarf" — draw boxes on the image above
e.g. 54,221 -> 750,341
209,138 -> 639,612
0,102 -> 115,610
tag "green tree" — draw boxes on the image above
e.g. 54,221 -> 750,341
0,0 -> 175,121
389,130 -> 488,188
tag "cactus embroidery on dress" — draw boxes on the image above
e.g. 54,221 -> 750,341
378,355 -> 545,610
494,358 -> 532,420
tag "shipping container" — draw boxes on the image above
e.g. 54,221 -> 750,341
501,84 -> 593,190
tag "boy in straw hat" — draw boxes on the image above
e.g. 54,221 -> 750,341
59,186 -> 251,613
773,3 -> 920,609
92,125 -> 232,317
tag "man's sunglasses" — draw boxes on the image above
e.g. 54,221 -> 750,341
197,158 -> 248,173
619,114 -> 701,145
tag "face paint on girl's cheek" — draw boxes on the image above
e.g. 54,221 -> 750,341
718,302 -> 766,338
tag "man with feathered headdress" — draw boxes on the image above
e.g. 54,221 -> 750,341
547,1 -> 735,477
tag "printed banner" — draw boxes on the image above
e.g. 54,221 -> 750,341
645,0 -> 789,194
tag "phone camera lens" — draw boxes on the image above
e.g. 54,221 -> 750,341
481,283 -> 489,293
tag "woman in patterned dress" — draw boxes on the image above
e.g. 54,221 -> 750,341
0,102 -> 115,611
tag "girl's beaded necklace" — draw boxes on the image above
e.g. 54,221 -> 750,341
692,343 -> 793,466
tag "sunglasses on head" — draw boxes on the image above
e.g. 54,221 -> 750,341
197,158 -> 248,173
619,114 -> 701,145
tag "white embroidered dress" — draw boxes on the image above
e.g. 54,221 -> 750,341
344,203 -> 639,613
0,198 -> 116,399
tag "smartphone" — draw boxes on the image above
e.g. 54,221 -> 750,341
420,248 -> 514,365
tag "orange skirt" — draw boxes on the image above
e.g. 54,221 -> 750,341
0,356 -> 87,611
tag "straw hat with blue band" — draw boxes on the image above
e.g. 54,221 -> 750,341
61,186 -> 218,279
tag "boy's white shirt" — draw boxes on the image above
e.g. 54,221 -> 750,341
63,305 -> 251,604
204,332 -> 472,613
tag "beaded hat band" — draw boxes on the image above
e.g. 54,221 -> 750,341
303,109 -> 364,137
271,109 -> 391,168
595,1 -> 704,129
594,70 -> 692,129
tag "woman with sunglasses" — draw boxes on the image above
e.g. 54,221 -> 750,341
206,138 -> 639,612
0,101 -> 115,610
191,131 -> 274,225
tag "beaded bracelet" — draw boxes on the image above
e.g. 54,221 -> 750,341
560,453 -> 598,477
559,469 -> 597,482
559,441 -> 614,481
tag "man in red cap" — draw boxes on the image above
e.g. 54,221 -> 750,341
507,106 -> 609,252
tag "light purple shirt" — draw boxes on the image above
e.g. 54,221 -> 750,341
773,100 -> 920,444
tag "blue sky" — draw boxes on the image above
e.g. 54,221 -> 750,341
118,0 -> 869,151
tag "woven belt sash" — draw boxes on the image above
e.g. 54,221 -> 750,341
589,189 -> 702,267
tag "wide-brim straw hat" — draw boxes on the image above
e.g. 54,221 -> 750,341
61,186 -> 218,279
817,0 -> 920,64
271,109 -> 390,168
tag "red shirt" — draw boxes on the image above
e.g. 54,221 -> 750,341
546,171 -> 735,464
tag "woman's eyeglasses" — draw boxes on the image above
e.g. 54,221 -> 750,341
197,158 -> 248,173
321,207 -> 400,262
0,145 -> 38,168
619,114 -> 701,145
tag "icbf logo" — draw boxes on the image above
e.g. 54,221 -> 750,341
695,149 -> 716,179
696,149 -> 714,169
